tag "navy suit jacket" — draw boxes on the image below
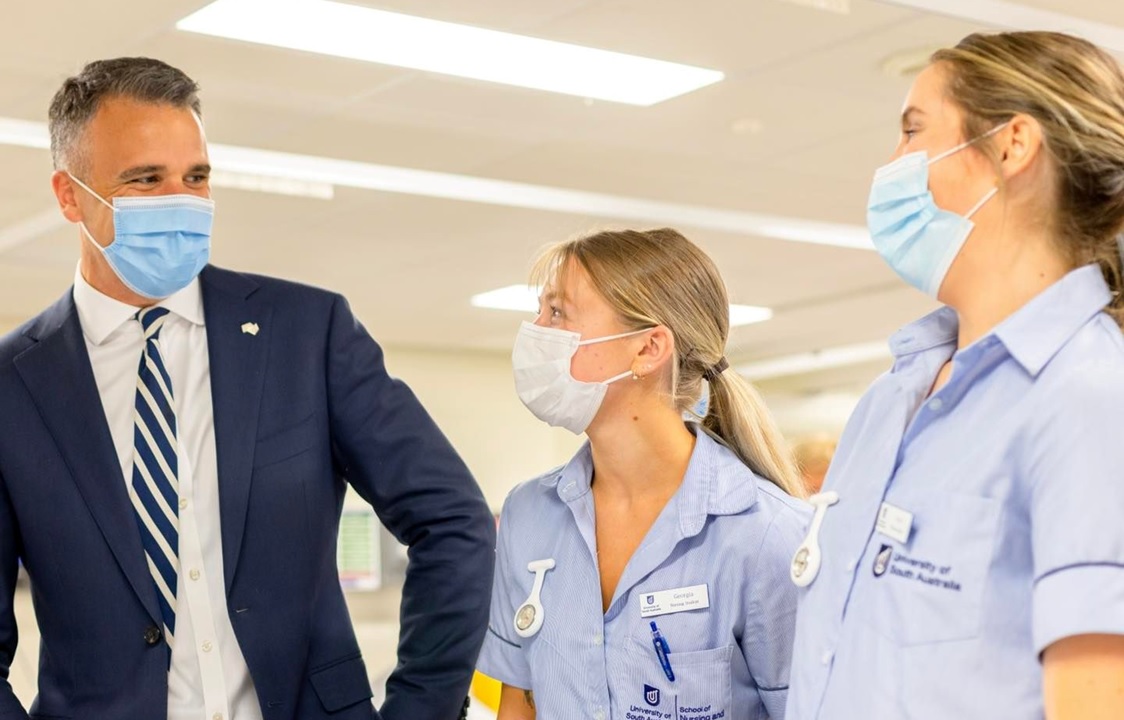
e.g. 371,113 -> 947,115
0,266 -> 495,720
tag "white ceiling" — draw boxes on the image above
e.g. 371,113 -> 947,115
0,0 -> 1118,398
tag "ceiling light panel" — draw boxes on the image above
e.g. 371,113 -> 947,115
178,0 -> 725,106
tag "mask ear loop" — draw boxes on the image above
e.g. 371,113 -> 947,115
928,120 -> 1012,166
932,121 -> 1009,221
67,173 -> 115,211
576,326 -> 653,347
67,174 -> 118,255
964,187 -> 999,219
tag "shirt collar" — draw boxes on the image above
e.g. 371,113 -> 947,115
888,305 -> 959,359
993,264 -> 1110,377
72,263 -> 205,345
887,264 -> 1111,377
541,425 -> 759,537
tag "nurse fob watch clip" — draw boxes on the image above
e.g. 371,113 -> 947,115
514,559 -> 555,638
791,491 -> 839,587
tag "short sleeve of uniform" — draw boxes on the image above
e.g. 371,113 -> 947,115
1025,359 -> 1124,654
476,492 -> 532,689
742,500 -> 810,719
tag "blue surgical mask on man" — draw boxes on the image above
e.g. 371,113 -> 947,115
68,173 -> 214,299
866,123 -> 1007,297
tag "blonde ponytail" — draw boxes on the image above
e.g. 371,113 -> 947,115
703,367 -> 805,498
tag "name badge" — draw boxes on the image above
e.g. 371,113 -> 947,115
876,502 -> 913,544
639,584 -> 710,618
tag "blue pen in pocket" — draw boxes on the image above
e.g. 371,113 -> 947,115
650,621 -> 675,682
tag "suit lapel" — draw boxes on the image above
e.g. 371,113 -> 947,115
14,292 -> 161,625
200,266 -> 272,593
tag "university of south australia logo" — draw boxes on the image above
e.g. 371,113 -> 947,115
873,544 -> 893,578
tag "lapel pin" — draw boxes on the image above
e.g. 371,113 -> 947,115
241,322 -> 260,336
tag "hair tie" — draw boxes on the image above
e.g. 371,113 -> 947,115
704,357 -> 729,382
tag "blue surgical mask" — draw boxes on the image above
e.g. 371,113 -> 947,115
69,174 -> 213,299
866,124 -> 1006,297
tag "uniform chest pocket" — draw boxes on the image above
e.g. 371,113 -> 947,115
620,641 -> 734,720
862,492 -> 1001,646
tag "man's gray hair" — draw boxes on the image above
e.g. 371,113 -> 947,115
48,57 -> 202,173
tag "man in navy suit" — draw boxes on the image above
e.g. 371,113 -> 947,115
0,57 -> 495,720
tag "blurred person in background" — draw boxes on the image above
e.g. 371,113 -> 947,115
792,435 -> 837,495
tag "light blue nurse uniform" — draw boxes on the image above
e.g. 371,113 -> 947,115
787,265 -> 1124,719
478,426 -> 810,720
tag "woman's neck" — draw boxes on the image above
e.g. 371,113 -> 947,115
944,225 -> 1070,349
586,401 -> 695,502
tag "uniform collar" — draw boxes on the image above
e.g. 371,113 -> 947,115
72,263 -> 205,345
887,264 -> 1110,377
888,306 -> 958,359
992,264 -> 1110,377
541,425 -> 760,538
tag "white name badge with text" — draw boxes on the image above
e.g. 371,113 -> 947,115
876,502 -> 914,544
639,584 -> 710,618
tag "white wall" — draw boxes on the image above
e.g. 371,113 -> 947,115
381,346 -> 584,511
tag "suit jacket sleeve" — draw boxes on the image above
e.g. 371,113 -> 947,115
325,294 -> 495,720
0,470 -> 28,719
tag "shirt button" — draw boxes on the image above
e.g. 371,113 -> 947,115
846,558 -> 858,572
213,714 -> 223,720
593,633 -> 603,646
821,649 -> 834,665
190,569 -> 201,581
928,397 -> 944,412
179,498 -> 188,509
594,710 -> 605,720
202,641 -> 213,653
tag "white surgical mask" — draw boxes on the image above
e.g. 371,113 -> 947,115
512,321 -> 650,435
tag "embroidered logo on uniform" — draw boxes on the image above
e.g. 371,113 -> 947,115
644,684 -> 660,706
873,544 -> 893,578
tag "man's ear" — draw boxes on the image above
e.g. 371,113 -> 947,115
52,170 -> 84,224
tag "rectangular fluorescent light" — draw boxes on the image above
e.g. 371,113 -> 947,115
0,116 -> 871,249
471,285 -> 540,313
207,140 -> 872,247
779,0 -> 851,14
0,117 -> 49,149
472,284 -> 772,327
874,0 -> 1124,53
736,340 -> 891,381
729,304 -> 774,326
177,0 -> 724,106
209,170 -> 334,199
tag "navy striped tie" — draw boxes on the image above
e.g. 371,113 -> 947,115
130,306 -> 179,647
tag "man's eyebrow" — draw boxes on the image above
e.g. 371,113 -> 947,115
116,164 -> 165,181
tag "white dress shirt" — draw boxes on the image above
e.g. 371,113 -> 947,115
72,265 -> 264,720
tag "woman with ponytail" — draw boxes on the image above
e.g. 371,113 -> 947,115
476,228 -> 809,719
787,31 -> 1124,720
